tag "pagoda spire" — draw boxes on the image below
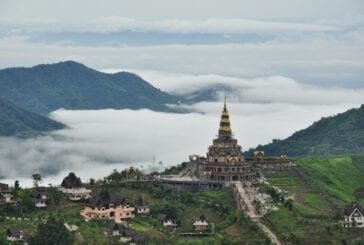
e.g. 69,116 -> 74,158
218,96 -> 232,137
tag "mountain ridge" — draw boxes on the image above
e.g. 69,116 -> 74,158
247,104 -> 364,157
0,98 -> 65,137
0,61 -> 179,115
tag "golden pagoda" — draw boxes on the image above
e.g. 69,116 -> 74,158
200,99 -> 256,182
218,97 -> 232,137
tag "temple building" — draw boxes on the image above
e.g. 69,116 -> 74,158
197,99 -> 256,182
59,172 -> 92,201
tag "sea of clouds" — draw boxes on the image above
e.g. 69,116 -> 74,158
0,72 -> 363,187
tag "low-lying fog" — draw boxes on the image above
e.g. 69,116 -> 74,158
1,73 -> 363,187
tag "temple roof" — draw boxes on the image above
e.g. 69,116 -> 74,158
344,201 -> 364,216
61,172 -> 82,188
87,190 -> 127,208
218,97 -> 232,137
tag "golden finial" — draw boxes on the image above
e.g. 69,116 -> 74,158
219,95 -> 232,137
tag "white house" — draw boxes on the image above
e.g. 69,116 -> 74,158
135,197 -> 150,215
7,228 -> 24,242
32,187 -> 48,208
193,214 -> 209,232
157,213 -> 177,228
0,183 -> 14,204
343,202 -> 364,228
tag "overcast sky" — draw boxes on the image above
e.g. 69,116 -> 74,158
0,0 -> 363,87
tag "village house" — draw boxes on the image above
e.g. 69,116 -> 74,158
0,183 -> 14,205
120,228 -> 145,244
7,228 -> 24,242
103,222 -> 124,237
80,191 -> 135,223
135,197 -> 150,216
343,202 -> 364,228
59,172 -> 92,201
31,187 -> 48,208
103,221 -> 145,243
157,213 -> 177,228
193,214 -> 209,232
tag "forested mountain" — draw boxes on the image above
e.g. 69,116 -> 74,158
0,98 -> 64,137
248,105 -> 364,157
0,61 -> 179,114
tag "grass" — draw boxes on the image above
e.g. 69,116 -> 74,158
352,155 -> 364,173
263,155 -> 364,243
296,156 -> 364,205
265,172 -> 300,193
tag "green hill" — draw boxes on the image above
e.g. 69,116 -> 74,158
249,105 -> 364,157
0,61 -> 179,114
263,155 -> 364,243
0,98 -> 64,137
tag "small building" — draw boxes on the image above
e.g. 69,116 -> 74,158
31,187 -> 48,208
253,151 -> 265,161
103,222 -> 124,237
59,172 -> 91,201
135,204 -> 150,216
135,197 -> 150,215
80,191 -> 135,223
120,228 -> 145,244
193,214 -> 208,232
7,228 -> 24,242
343,202 -> 364,228
0,183 -> 14,204
157,213 -> 177,228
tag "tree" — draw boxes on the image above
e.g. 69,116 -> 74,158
13,180 -> 20,197
90,178 -> 95,188
29,216 -> 72,245
14,180 -> 20,190
32,173 -> 42,187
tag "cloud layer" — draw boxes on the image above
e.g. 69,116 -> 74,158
103,69 -> 364,104
0,71 -> 363,187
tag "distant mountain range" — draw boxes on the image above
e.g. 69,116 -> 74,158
0,98 -> 64,137
248,105 -> 364,157
0,61 -> 179,115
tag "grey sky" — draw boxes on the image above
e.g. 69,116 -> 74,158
0,0 -> 363,87
1,0 -> 363,21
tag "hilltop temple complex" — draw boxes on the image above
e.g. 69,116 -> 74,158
189,98 -> 292,183
194,99 -> 256,182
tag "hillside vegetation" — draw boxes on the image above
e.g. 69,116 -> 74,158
0,184 -> 267,244
263,155 -> 364,243
250,105 -> 364,157
0,98 -> 64,137
0,61 -> 179,115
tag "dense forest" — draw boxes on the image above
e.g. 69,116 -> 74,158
0,98 -> 64,137
248,105 -> 364,157
0,61 -> 179,115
